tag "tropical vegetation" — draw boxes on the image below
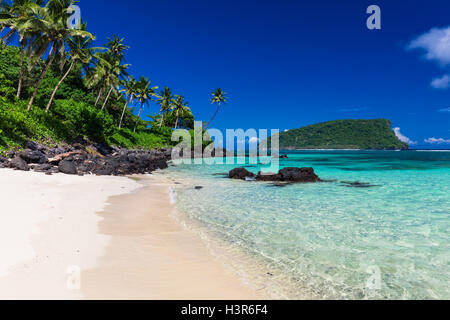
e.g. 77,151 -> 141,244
0,0 -> 226,152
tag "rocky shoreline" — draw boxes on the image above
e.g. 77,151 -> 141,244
0,141 -> 172,176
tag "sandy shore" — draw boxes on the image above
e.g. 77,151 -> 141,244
0,169 -> 261,300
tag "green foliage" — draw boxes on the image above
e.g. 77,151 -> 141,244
272,119 -> 410,150
0,44 -> 175,151
0,97 -> 62,149
162,109 -> 194,129
108,128 -> 172,149
52,99 -> 116,141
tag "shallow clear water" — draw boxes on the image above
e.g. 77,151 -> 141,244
165,151 -> 450,299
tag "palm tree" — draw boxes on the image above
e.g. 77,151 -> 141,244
118,76 -> 137,130
0,0 -> 44,98
105,35 -> 128,60
172,95 -> 190,130
84,52 -> 108,106
100,54 -> 129,111
156,86 -> 174,127
22,0 -> 94,111
45,23 -> 95,112
133,76 -> 158,132
204,88 -> 227,129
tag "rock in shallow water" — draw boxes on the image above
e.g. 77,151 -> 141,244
229,168 -> 256,180
230,167 -> 321,183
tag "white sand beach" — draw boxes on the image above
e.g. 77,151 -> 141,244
0,169 -> 261,300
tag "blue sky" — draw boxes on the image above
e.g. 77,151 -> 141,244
78,0 -> 450,148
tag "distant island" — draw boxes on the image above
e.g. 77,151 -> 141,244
271,119 -> 409,150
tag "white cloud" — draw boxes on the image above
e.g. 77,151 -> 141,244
394,127 -> 417,145
424,137 -> 450,144
438,107 -> 450,112
431,74 -> 450,89
408,26 -> 450,65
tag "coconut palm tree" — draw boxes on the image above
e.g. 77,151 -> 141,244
0,0 -> 44,98
105,35 -> 128,60
204,88 -> 227,130
156,86 -> 174,127
84,52 -> 108,106
22,0 -> 94,111
45,23 -> 95,112
133,76 -> 158,132
100,53 -> 129,111
172,95 -> 190,130
118,75 -> 137,130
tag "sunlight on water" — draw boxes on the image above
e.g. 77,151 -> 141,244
163,151 -> 450,299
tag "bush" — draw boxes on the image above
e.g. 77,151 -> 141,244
52,99 -> 117,141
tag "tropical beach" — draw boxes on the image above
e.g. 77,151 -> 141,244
0,169 -> 266,300
0,0 -> 449,304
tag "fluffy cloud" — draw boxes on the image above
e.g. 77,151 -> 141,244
424,137 -> 450,144
408,26 -> 450,65
394,127 -> 417,145
431,74 -> 450,89
438,107 -> 450,112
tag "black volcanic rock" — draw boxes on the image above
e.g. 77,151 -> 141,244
232,167 -> 321,183
33,163 -> 53,173
2,141 -> 173,176
229,168 -> 256,180
9,157 -> 30,171
25,141 -> 39,151
278,167 -> 320,182
58,160 -> 78,175
19,149 -> 48,164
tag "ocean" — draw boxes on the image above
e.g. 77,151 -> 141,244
160,150 -> 450,299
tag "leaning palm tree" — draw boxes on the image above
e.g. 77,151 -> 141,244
133,76 -> 158,132
45,23 -> 95,112
84,52 -> 109,106
204,88 -> 227,129
156,86 -> 174,127
100,55 -> 129,111
23,0 -> 94,111
171,95 -> 190,130
0,0 -> 44,98
118,76 -> 137,130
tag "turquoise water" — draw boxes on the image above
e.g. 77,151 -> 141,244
164,151 -> 450,299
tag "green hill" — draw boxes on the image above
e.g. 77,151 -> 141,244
271,119 -> 409,150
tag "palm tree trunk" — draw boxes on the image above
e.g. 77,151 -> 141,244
134,103 -> 144,132
95,86 -> 104,106
174,110 -> 180,130
203,103 -> 221,130
101,86 -> 113,111
119,96 -> 131,130
16,42 -> 25,99
27,48 -> 56,111
159,113 -> 164,127
45,60 -> 74,113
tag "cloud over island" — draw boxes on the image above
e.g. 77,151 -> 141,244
394,127 -> 417,145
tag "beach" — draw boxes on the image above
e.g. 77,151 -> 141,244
0,169 -> 262,300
